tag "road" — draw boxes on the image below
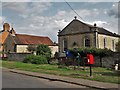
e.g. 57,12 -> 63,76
2,69 -> 88,88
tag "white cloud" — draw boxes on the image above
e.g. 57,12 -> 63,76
0,16 -> 6,24
108,2 -> 120,18
2,2 -> 52,18
2,2 -> 119,42
52,8 -> 100,22
2,2 -> 28,14
1,0 -> 32,2
84,0 -> 119,2
86,21 -> 107,27
0,16 -> 6,30
12,7 -> 118,42
86,20 -> 118,34
12,10 -> 71,42
1,0 -> 120,2
55,19 -> 69,28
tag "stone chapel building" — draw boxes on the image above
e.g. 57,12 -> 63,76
0,23 -> 11,52
58,17 -> 120,55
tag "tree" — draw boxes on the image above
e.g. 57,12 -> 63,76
116,40 -> 120,52
36,44 -> 51,63
27,45 -> 36,53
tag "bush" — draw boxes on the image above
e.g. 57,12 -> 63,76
23,54 -> 33,63
69,48 -> 113,67
36,44 -> 51,60
69,48 -> 113,57
23,54 -> 48,64
116,40 -> 120,52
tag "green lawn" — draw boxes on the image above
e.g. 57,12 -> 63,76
2,60 -> 120,84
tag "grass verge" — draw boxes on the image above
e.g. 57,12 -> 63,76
2,60 -> 120,84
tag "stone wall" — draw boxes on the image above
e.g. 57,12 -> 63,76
6,53 -> 31,61
4,52 -> 120,70
94,52 -> 120,69
57,52 -> 120,69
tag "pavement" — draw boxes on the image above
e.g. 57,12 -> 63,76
2,68 -> 120,90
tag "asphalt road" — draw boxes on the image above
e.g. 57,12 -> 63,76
2,69 -> 88,88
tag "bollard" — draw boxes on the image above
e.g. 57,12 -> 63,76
115,64 -> 118,71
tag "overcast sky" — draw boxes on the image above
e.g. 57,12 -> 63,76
0,0 -> 120,42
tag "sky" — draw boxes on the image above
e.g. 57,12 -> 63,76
0,0 -> 120,42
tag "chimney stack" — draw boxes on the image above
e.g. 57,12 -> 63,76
3,23 -> 10,31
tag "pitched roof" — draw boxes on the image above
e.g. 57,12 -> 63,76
59,19 -> 120,37
12,34 -> 54,45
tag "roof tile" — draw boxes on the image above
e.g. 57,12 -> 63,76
13,34 -> 54,45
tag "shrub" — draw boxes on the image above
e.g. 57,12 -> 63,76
27,45 -> 36,53
36,44 -> 51,60
23,54 -> 48,64
116,40 -> 120,52
69,48 -> 113,57
23,54 -> 34,63
69,48 -> 113,67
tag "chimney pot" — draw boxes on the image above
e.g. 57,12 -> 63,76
94,23 -> 97,27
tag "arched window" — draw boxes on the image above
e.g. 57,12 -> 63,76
104,38 -> 106,48
63,38 -> 68,52
112,39 -> 115,51
85,38 -> 90,47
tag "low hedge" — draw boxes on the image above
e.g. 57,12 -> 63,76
23,54 -> 48,64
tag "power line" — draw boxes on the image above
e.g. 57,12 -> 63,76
64,0 -> 84,21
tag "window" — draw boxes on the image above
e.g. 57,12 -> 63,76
112,40 -> 115,51
85,38 -> 90,47
63,38 -> 68,52
104,38 -> 106,48
14,45 -> 16,52
4,44 -> 7,52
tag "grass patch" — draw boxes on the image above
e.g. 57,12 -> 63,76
2,60 -> 120,84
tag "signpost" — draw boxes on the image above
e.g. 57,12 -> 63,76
90,64 -> 92,76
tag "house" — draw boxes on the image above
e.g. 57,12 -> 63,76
0,23 -> 10,52
1,23 -> 58,57
58,17 -> 120,55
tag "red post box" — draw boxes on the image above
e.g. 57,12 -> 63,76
87,54 -> 94,64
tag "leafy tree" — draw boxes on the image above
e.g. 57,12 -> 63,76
27,45 -> 36,53
36,44 -> 51,63
116,40 -> 120,52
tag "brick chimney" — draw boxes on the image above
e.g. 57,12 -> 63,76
3,23 -> 10,31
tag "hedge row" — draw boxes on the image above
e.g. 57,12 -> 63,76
23,54 -> 48,64
69,48 -> 113,57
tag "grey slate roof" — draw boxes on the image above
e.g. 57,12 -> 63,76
59,19 -> 120,37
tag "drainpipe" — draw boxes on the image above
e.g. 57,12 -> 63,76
94,23 -> 98,48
